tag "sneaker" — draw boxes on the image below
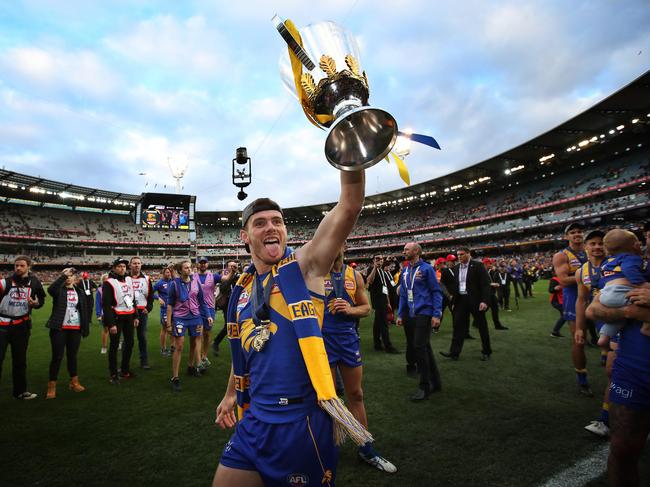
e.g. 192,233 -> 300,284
197,363 -> 208,375
578,384 -> 593,397
109,375 -> 120,385
15,391 -> 38,400
584,420 -> 609,438
187,366 -> 202,377
358,448 -> 397,474
100,347 -> 107,354
550,331 -> 563,338
119,371 -> 135,379
171,377 -> 182,392
201,357 -> 211,368
140,363 -> 152,370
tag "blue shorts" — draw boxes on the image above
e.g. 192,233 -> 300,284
562,286 -> 578,321
171,316 -> 202,337
609,360 -> 650,410
219,407 -> 338,486
324,332 -> 362,368
202,308 -> 216,331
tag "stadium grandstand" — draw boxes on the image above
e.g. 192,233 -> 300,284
1,70 -> 649,282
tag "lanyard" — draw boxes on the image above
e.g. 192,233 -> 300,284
405,265 -> 420,293
251,272 -> 274,326
331,265 -> 346,299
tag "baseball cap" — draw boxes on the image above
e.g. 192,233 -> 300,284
584,229 -> 605,241
197,256 -> 209,263
112,257 -> 129,267
241,198 -> 283,229
446,254 -> 457,262
564,222 -> 585,234
81,271 -> 89,279
435,257 -> 446,265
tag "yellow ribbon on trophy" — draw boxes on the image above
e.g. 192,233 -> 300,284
284,20 -> 333,128
385,152 -> 411,186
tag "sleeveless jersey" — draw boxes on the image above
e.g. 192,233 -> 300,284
323,265 -> 357,335
562,247 -> 588,274
579,260 -> 602,301
234,272 -> 325,423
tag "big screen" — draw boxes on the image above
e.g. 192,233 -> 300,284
140,193 -> 191,231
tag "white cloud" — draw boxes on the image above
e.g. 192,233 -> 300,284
1,47 -> 120,98
103,15 -> 235,80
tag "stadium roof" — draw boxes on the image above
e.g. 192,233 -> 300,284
2,70 -> 648,219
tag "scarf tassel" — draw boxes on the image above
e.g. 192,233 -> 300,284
319,397 -> 374,446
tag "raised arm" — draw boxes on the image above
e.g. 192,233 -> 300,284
297,171 -> 364,283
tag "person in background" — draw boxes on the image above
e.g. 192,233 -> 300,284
194,257 -> 223,372
95,273 -> 109,353
129,257 -> 154,370
365,255 -> 399,354
549,269 -> 565,338
167,260 -> 212,392
212,260 -> 240,356
153,266 -> 174,357
102,257 -> 139,384
45,267 -> 91,399
78,271 -> 97,320
0,255 -> 46,400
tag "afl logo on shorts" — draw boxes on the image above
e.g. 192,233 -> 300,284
287,473 -> 309,487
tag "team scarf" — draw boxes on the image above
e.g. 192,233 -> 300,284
226,249 -> 373,446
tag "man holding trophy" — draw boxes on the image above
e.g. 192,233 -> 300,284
212,16 -> 405,487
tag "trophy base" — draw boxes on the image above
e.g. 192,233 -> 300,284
324,106 -> 398,171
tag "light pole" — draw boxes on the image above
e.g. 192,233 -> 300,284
167,156 -> 189,194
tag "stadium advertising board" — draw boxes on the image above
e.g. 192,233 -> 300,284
139,193 -> 191,231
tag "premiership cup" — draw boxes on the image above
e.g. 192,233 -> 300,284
274,16 -> 398,171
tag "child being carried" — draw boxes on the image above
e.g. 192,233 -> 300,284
598,229 -> 650,349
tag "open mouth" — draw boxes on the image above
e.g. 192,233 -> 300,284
263,237 -> 281,257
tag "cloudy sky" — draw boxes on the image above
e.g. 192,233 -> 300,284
0,1 -> 648,210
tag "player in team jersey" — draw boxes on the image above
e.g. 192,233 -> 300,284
322,249 -> 396,473
552,222 -> 591,396
153,266 -> 174,356
213,167 -> 367,486
194,257 -> 222,371
166,260 -> 212,391
573,230 -> 611,437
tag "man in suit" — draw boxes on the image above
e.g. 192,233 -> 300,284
365,255 -> 399,354
439,247 -> 493,361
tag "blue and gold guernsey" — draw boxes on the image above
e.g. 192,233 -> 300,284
235,271 -> 325,423
220,251 -> 340,486
323,265 -> 362,368
561,247 -> 588,321
323,265 -> 357,335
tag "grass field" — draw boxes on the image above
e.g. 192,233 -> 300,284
1,280 -> 648,486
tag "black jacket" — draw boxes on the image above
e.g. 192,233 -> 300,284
46,275 -> 90,337
440,260 -> 491,310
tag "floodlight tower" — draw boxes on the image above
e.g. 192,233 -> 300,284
167,156 -> 190,194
